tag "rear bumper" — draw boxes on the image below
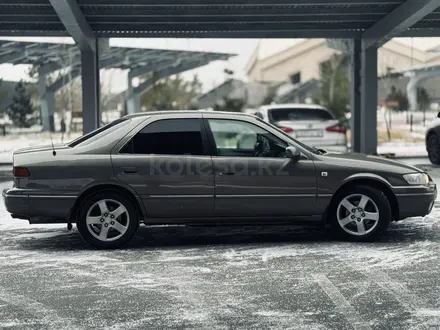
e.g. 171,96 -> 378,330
2,187 -> 29,218
394,183 -> 437,219
3,188 -> 75,223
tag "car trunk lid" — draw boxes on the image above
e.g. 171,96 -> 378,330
13,143 -> 68,155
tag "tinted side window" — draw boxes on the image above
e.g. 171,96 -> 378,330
121,119 -> 205,155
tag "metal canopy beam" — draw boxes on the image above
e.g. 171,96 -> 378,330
80,6 -> 393,17
95,30 -> 363,39
128,59 -> 182,79
49,0 -> 95,51
133,60 -> 205,95
0,51 -> 30,64
400,27 -> 440,37
126,59 -> 210,114
76,0 -> 402,5
48,68 -> 81,93
362,0 -> 440,48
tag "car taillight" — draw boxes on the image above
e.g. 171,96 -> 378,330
326,124 -> 347,134
277,126 -> 293,133
13,167 -> 30,177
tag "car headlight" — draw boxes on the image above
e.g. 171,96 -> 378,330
402,173 -> 430,185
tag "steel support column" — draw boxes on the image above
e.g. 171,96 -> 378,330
126,74 -> 136,115
131,94 -> 141,114
360,43 -> 378,155
81,39 -> 100,134
351,38 -> 361,153
38,73 -> 55,132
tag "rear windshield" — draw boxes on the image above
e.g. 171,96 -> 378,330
269,107 -> 334,122
68,117 -> 130,147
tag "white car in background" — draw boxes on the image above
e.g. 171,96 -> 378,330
254,104 -> 348,153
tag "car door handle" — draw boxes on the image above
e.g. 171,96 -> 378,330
122,167 -> 138,174
219,172 -> 235,176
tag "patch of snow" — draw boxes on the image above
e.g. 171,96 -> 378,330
0,321 -> 36,328
5,231 -> 71,240
105,318 -> 154,330
377,142 -> 427,157
215,208 -> 440,270
159,255 -> 208,262
416,309 -> 440,317
254,311 -> 294,317
0,133 -> 81,163
0,250 -> 115,266
194,267 -> 212,274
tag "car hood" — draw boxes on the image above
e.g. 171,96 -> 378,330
321,152 -> 423,174
14,143 -> 69,154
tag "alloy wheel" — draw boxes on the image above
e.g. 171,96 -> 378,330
336,193 -> 380,236
85,199 -> 130,242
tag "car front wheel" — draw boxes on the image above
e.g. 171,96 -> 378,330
76,191 -> 139,249
330,185 -> 391,241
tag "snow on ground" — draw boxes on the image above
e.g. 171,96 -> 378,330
377,142 -> 427,157
0,132 -> 81,163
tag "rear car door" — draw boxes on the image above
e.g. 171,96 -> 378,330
111,114 -> 214,219
204,115 -> 317,217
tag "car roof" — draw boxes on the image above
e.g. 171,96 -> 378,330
259,103 -> 329,111
124,110 -> 258,119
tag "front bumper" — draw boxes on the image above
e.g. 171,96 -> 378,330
394,182 -> 437,219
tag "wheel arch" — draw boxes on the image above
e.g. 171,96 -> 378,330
69,183 -> 146,224
325,176 -> 399,223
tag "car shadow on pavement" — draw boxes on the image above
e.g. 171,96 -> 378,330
14,221 -> 439,251
15,224 -> 328,251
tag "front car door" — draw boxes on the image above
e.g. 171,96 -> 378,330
112,114 -> 214,219
203,114 -> 317,218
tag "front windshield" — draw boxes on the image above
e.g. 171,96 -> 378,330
255,117 -> 319,154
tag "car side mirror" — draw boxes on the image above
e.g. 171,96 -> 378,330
437,112 -> 440,118
285,146 -> 301,162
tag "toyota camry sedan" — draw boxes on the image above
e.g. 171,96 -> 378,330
3,111 -> 437,249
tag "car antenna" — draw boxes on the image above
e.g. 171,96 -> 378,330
50,136 -> 56,156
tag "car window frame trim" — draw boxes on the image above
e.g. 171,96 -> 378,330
112,114 -> 211,157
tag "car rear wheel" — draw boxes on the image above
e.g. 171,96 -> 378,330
329,185 -> 391,241
76,191 -> 139,249
427,133 -> 440,165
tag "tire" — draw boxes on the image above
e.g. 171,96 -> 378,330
328,185 -> 391,242
76,190 -> 139,249
427,133 -> 440,165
